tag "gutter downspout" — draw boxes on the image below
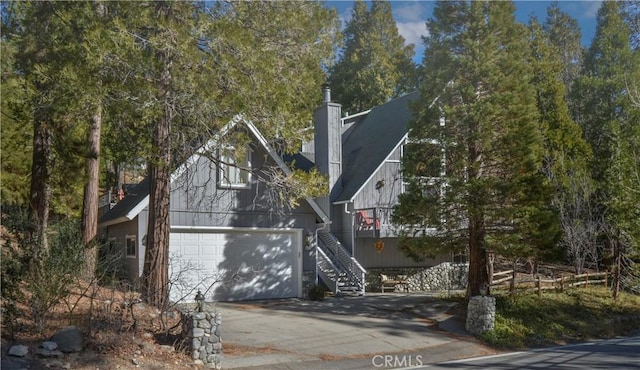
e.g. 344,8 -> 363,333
345,202 -> 355,257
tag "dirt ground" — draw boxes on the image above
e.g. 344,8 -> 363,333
1,283 -> 203,370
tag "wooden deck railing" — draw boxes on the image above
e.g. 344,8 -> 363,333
490,270 -> 610,296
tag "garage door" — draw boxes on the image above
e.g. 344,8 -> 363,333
168,228 -> 302,302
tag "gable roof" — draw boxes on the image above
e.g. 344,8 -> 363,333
99,177 -> 150,227
334,91 -> 419,203
98,116 -> 330,227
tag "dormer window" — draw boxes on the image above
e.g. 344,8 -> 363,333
218,144 -> 252,188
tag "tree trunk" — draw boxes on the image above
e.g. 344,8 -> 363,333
467,214 -> 488,297
142,35 -> 173,307
143,112 -> 171,308
29,115 -> 52,257
81,103 -> 102,280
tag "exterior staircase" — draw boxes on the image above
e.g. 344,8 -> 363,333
316,228 -> 366,296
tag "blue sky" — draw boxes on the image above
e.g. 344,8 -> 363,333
325,1 -> 601,62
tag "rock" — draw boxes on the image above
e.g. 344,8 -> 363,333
141,332 -> 154,340
45,359 -> 70,368
36,348 -> 64,358
194,359 -> 204,365
132,358 -> 140,365
41,341 -> 58,351
50,326 -> 83,353
159,345 -> 174,352
139,342 -> 155,354
8,345 -> 29,357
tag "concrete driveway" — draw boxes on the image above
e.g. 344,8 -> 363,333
211,293 -> 498,369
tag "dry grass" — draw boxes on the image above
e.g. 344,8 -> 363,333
480,286 -> 640,349
1,282 -> 201,369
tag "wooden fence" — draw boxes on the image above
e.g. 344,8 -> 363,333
490,270 -> 610,296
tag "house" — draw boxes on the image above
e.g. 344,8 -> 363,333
98,86 -> 457,302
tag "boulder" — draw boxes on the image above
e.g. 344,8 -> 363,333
35,347 -> 64,358
41,341 -> 58,351
50,326 -> 83,353
8,345 -> 29,357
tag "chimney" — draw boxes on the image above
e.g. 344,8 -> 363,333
314,84 -> 342,222
322,83 -> 331,103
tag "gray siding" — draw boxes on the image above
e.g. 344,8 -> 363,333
354,238 -> 448,269
161,143 -> 319,274
170,144 -> 318,230
104,218 -> 140,281
353,144 -> 403,210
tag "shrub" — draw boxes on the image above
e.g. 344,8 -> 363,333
1,209 -> 86,334
307,284 -> 327,301
28,218 -> 86,332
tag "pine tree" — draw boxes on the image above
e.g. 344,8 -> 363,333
9,1 -> 90,252
394,1 -> 547,297
575,1 -> 640,299
328,0 -> 416,114
543,2 -> 583,98
621,0 -> 639,50
529,17 -> 595,271
1,7 -> 32,208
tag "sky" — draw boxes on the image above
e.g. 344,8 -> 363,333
325,1 -> 601,63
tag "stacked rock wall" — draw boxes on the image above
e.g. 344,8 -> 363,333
366,263 -> 469,292
465,296 -> 496,335
180,310 -> 222,369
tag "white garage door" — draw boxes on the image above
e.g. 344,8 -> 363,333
168,228 -> 302,302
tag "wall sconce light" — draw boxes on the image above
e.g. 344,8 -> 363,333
195,290 -> 205,312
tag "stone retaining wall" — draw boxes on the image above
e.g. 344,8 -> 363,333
179,309 -> 222,369
366,262 -> 469,292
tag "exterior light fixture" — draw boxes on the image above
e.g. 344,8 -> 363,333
195,290 -> 205,312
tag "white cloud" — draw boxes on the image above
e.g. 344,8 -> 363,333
581,1 -> 602,18
393,2 -> 428,23
563,1 -> 602,19
337,6 -> 352,29
397,21 -> 429,47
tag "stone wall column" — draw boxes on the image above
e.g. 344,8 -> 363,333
465,296 -> 496,335
181,309 -> 222,369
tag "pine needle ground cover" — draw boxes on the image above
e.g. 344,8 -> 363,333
480,287 -> 640,349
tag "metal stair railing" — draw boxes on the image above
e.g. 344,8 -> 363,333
316,246 -> 339,294
317,229 -> 366,295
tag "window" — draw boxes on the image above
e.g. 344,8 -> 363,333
218,144 -> 251,188
125,235 -> 136,258
453,251 -> 468,264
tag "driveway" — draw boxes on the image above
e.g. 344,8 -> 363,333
211,293 -> 498,369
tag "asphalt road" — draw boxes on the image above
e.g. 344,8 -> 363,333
419,335 -> 640,370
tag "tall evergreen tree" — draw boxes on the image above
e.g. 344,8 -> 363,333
574,1 -> 640,299
328,0 -> 416,114
1,5 -> 32,208
9,1 -> 89,252
394,1 -> 547,297
543,2 -> 583,98
621,0 -> 639,50
529,17 -> 594,270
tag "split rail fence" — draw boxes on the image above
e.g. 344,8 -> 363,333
490,270 -> 610,296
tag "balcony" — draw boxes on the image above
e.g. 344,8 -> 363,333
355,207 -> 396,238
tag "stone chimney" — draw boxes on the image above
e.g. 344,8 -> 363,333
314,84 -> 342,220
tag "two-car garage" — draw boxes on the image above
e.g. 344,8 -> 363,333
168,227 -> 303,302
